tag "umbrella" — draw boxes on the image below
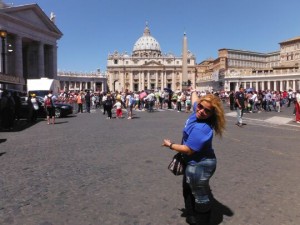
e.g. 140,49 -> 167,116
246,88 -> 254,93
164,88 -> 173,93
139,91 -> 147,99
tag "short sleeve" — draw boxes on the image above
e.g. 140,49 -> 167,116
184,124 -> 213,152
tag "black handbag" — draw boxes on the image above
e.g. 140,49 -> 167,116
168,153 -> 185,176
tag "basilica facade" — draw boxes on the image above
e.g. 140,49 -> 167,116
106,25 -> 196,92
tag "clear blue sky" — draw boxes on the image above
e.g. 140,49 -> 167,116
9,0 -> 300,73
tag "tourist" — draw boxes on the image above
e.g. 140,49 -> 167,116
30,93 -> 39,122
105,93 -> 113,119
44,90 -> 55,125
85,91 -> 91,113
126,91 -> 135,119
77,91 -> 84,113
235,87 -> 245,127
0,90 -> 15,130
295,90 -> 300,123
162,91 -> 225,225
113,99 -> 123,118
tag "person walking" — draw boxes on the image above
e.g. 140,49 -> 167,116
162,91 -> 225,225
113,99 -> 123,118
126,91 -> 135,119
44,91 -> 55,125
102,92 -> 107,115
13,92 -> 21,121
295,90 -> 300,123
77,92 -> 84,113
85,91 -> 91,113
30,94 -> 39,122
235,87 -> 245,127
229,90 -> 235,110
177,92 -> 183,112
0,90 -> 15,130
105,93 -> 113,119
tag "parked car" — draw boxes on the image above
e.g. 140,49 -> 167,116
20,96 -> 73,118
36,96 -> 73,118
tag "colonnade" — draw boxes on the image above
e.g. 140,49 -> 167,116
2,34 -> 57,79
59,80 -> 105,93
229,79 -> 300,92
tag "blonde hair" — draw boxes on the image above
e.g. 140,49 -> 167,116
198,94 -> 226,137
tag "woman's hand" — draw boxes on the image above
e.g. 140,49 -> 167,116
162,139 -> 172,147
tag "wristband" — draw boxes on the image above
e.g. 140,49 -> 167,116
169,143 -> 174,149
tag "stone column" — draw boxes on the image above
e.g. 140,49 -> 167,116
155,71 -> 158,90
280,81 -> 283,91
142,71 -> 145,90
38,42 -> 45,78
130,71 -> 133,91
147,71 -> 150,89
161,71 -> 164,91
292,80 -> 296,91
164,71 -> 167,89
14,35 -> 23,78
235,81 -> 239,91
138,71 -> 141,91
172,71 -> 175,90
51,45 -> 58,79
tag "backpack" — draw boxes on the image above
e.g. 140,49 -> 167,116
129,96 -> 136,106
105,97 -> 112,106
45,96 -> 53,108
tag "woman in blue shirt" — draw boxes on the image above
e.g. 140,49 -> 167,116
163,92 -> 225,225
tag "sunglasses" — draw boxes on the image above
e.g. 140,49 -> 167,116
197,103 -> 213,114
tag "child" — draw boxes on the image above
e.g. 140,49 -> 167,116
113,99 -> 123,118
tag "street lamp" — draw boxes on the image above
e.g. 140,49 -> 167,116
0,29 -> 7,74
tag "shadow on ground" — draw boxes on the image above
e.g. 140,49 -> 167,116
0,119 -> 42,132
180,196 -> 234,225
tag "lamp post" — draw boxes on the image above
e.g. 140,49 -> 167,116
0,29 -> 7,74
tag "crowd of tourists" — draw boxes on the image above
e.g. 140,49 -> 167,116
232,87 -> 300,126
1,87 -> 300,130
59,88 -> 300,123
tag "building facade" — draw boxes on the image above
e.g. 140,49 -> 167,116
57,70 -> 107,93
196,37 -> 300,92
106,25 -> 196,92
0,2 -> 62,92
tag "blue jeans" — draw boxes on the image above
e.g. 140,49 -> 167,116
236,108 -> 243,124
183,158 -> 216,213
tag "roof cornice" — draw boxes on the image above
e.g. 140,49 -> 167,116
0,4 -> 62,38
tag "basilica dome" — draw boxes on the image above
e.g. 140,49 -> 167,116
132,24 -> 161,57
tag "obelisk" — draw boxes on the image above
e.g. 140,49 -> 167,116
182,32 -> 188,90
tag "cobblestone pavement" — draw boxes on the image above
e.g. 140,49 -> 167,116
1,104 -> 300,225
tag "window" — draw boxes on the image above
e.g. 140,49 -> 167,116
114,59 -> 118,64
